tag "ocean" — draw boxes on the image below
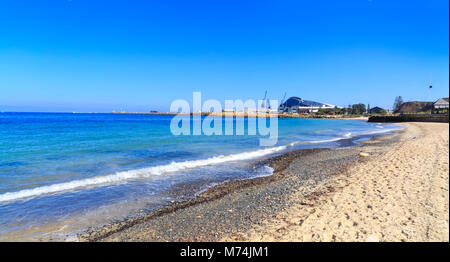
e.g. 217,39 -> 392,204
0,112 -> 401,240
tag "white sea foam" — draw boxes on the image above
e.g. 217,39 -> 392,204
0,145 -> 288,203
248,165 -> 274,178
308,132 -> 352,144
344,132 -> 352,137
357,127 -> 402,136
308,137 -> 343,144
307,126 -> 400,144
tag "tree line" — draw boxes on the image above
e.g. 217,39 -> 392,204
315,96 -> 405,115
316,103 -> 368,115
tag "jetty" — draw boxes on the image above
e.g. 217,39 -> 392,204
369,114 -> 449,123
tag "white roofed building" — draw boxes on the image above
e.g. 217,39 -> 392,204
279,97 -> 337,114
434,98 -> 449,109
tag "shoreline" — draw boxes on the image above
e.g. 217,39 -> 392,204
224,122 -> 449,242
77,128 -> 403,242
77,122 -> 448,242
111,111 -> 369,120
78,148 -> 334,241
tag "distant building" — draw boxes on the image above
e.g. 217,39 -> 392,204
369,106 -> 386,114
433,98 -> 449,109
279,97 -> 336,114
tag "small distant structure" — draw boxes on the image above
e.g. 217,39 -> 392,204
433,98 -> 449,110
433,98 -> 449,114
369,106 -> 386,115
279,97 -> 336,114
149,110 -> 158,113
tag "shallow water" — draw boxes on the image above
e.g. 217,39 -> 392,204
0,113 -> 401,240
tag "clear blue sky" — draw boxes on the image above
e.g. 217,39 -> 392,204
0,0 -> 448,112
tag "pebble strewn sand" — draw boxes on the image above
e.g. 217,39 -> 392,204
225,122 -> 449,242
83,122 -> 448,242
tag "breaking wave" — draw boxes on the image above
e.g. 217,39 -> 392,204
0,145 -> 289,203
0,126 -> 402,203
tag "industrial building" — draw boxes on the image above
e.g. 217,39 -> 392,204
279,97 -> 337,114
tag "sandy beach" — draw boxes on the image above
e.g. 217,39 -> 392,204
224,122 -> 449,242
80,122 -> 448,242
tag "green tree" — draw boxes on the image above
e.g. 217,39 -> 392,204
351,104 -> 366,114
393,96 -> 404,112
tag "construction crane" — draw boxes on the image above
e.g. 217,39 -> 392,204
261,90 -> 267,109
278,92 -> 287,112
279,92 -> 286,107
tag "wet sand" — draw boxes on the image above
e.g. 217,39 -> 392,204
79,122 -> 448,242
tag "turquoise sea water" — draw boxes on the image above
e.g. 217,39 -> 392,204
0,112 -> 401,240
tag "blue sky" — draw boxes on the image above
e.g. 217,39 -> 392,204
0,0 -> 448,112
